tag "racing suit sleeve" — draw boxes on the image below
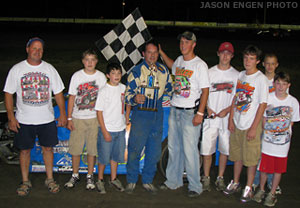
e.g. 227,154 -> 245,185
125,70 -> 139,106
164,71 -> 173,97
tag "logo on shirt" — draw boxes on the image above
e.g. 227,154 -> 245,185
211,82 -> 234,93
234,80 -> 255,113
174,67 -> 193,98
75,81 -> 99,110
21,72 -> 50,106
264,105 -> 292,145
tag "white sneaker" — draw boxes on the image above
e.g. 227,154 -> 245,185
86,175 -> 95,190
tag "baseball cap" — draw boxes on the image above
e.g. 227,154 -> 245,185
177,31 -> 197,42
26,37 -> 44,47
218,42 -> 234,54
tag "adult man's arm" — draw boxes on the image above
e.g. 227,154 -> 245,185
125,71 -> 145,105
54,92 -> 67,127
159,44 -> 174,69
5,92 -> 20,132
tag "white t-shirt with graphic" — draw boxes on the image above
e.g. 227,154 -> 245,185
3,60 -> 64,125
233,70 -> 269,130
205,65 -> 239,130
171,55 -> 210,108
94,83 -> 126,132
267,78 -> 275,93
262,93 -> 300,157
68,69 -> 106,119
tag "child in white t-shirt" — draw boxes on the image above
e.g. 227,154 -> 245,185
95,63 -> 126,194
253,72 -> 300,207
253,53 -> 282,193
200,42 -> 239,192
64,49 -> 106,190
263,54 -> 279,93
225,45 -> 269,202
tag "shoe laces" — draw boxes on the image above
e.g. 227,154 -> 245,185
242,186 -> 251,197
87,175 -> 94,184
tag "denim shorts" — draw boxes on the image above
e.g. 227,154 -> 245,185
14,121 -> 58,149
97,128 -> 126,165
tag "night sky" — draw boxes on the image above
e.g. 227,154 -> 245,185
1,0 -> 299,25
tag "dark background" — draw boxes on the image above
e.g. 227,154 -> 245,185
0,1 -> 300,207
1,0 -> 299,24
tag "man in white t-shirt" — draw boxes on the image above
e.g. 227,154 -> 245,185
253,71 -> 299,206
224,45 -> 269,203
159,31 -> 209,197
200,42 -> 239,192
64,49 -> 106,190
3,37 -> 67,196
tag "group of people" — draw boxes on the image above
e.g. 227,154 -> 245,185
3,31 -> 299,207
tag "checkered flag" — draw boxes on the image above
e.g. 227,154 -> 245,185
95,8 -> 152,75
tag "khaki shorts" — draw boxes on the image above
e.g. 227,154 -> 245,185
68,118 -> 98,156
229,124 -> 262,167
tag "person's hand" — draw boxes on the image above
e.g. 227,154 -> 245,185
207,107 -> 217,119
228,118 -> 235,133
246,127 -> 256,141
125,117 -> 131,125
8,117 -> 20,133
57,113 -> 67,127
103,131 -> 112,142
217,108 -> 229,118
67,120 -> 75,131
134,94 -> 146,104
192,114 -> 203,126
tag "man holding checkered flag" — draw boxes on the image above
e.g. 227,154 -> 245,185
124,39 -> 172,194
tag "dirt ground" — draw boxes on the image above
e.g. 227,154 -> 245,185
0,23 -> 300,208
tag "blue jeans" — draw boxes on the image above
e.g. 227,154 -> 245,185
165,107 -> 202,194
97,129 -> 126,165
253,170 -> 273,187
126,105 -> 163,184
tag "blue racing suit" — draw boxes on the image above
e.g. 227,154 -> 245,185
125,60 -> 172,184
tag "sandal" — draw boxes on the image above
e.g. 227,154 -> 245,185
17,181 -> 32,196
45,178 -> 60,194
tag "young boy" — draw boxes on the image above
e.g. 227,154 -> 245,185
224,45 -> 269,202
95,63 -> 126,194
263,53 -> 279,93
253,72 -> 299,207
200,42 -> 239,192
253,53 -> 282,193
64,49 -> 106,190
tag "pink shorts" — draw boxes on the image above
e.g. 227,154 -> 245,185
259,153 -> 287,174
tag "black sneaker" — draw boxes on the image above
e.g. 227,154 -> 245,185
188,190 -> 200,198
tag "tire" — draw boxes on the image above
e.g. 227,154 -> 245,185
158,142 -> 168,179
158,138 -> 203,181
